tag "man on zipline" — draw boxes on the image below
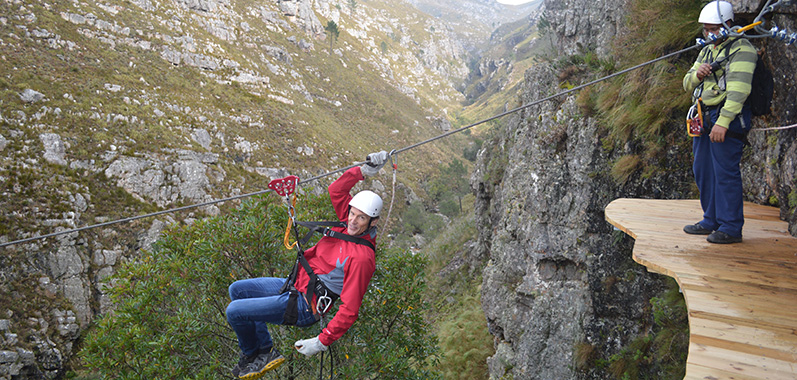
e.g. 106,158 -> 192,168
682,0 -> 756,244
226,151 -> 388,379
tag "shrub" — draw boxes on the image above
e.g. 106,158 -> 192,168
437,295 -> 493,380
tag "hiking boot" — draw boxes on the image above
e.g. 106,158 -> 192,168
683,223 -> 712,235
707,231 -> 742,244
237,347 -> 285,380
231,353 -> 248,377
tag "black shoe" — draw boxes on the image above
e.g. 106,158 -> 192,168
684,223 -> 712,235
237,347 -> 285,380
232,353 -> 248,377
707,231 -> 742,244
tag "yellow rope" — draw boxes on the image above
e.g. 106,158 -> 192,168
283,194 -> 298,249
737,21 -> 762,34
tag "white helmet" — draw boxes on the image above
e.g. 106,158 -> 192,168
699,1 -> 733,24
349,191 -> 382,218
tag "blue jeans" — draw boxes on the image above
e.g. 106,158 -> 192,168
226,277 -> 317,357
692,106 -> 751,237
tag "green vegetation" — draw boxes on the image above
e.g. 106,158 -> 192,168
437,294 -> 493,379
580,278 -> 688,379
427,159 -> 470,217
422,197 -> 493,380
79,192 -> 439,379
562,0 -> 703,183
325,20 -> 340,51
611,154 -> 641,184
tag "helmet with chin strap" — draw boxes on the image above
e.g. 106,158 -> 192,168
349,191 -> 382,218
699,1 -> 733,24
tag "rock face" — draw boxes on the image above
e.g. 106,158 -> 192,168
473,0 -> 796,379
473,76 -> 691,378
104,150 -> 224,209
544,0 -> 628,56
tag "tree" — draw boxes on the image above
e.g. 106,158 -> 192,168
428,159 -> 469,214
80,193 -> 440,379
325,20 -> 340,51
537,15 -> 554,51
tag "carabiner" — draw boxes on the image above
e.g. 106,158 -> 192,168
316,290 -> 333,315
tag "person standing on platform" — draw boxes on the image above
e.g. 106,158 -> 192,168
682,1 -> 757,244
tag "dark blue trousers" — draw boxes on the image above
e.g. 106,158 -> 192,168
226,277 -> 316,357
692,106 -> 751,238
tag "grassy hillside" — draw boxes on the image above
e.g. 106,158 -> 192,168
0,0 -> 479,246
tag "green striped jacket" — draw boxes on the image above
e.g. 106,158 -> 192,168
683,37 -> 757,129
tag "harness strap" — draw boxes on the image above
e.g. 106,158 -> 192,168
280,220 -> 376,324
702,102 -> 751,145
295,221 -> 376,251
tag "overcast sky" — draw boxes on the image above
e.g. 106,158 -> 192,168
496,0 -> 536,5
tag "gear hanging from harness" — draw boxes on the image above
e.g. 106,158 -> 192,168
267,175 -> 376,326
686,36 -> 753,144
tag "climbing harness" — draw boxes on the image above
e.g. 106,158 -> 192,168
267,175 -> 376,324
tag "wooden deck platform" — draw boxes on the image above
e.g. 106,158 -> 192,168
604,198 -> 797,380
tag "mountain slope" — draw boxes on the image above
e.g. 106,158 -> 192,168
0,0 -> 481,377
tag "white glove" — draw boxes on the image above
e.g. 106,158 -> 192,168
361,151 -> 388,176
294,336 -> 328,357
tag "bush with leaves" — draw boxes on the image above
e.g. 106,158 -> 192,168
80,192 -> 440,379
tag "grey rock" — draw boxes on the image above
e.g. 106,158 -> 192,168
545,0 -> 627,56
61,12 -> 87,25
139,219 -> 168,253
161,46 -> 181,65
19,89 -> 44,103
182,52 -> 219,70
297,38 -> 313,51
254,167 -> 289,180
0,134 -> 7,151
191,128 -> 212,150
104,151 -> 222,208
179,0 -> 217,12
70,193 -> 88,213
49,232 -> 91,326
279,0 -> 324,37
39,133 -> 68,166
0,350 -> 18,364
263,45 -> 291,64
429,116 -> 451,132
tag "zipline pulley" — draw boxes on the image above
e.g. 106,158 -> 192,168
268,175 -> 301,249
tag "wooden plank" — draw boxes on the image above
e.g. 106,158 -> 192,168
686,342 -> 797,380
682,293 -> 797,329
604,198 -> 797,380
686,363 -> 782,380
678,274 -> 797,293
689,316 -> 797,358
631,260 -> 796,289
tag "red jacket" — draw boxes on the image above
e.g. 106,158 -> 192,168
294,166 -> 376,346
